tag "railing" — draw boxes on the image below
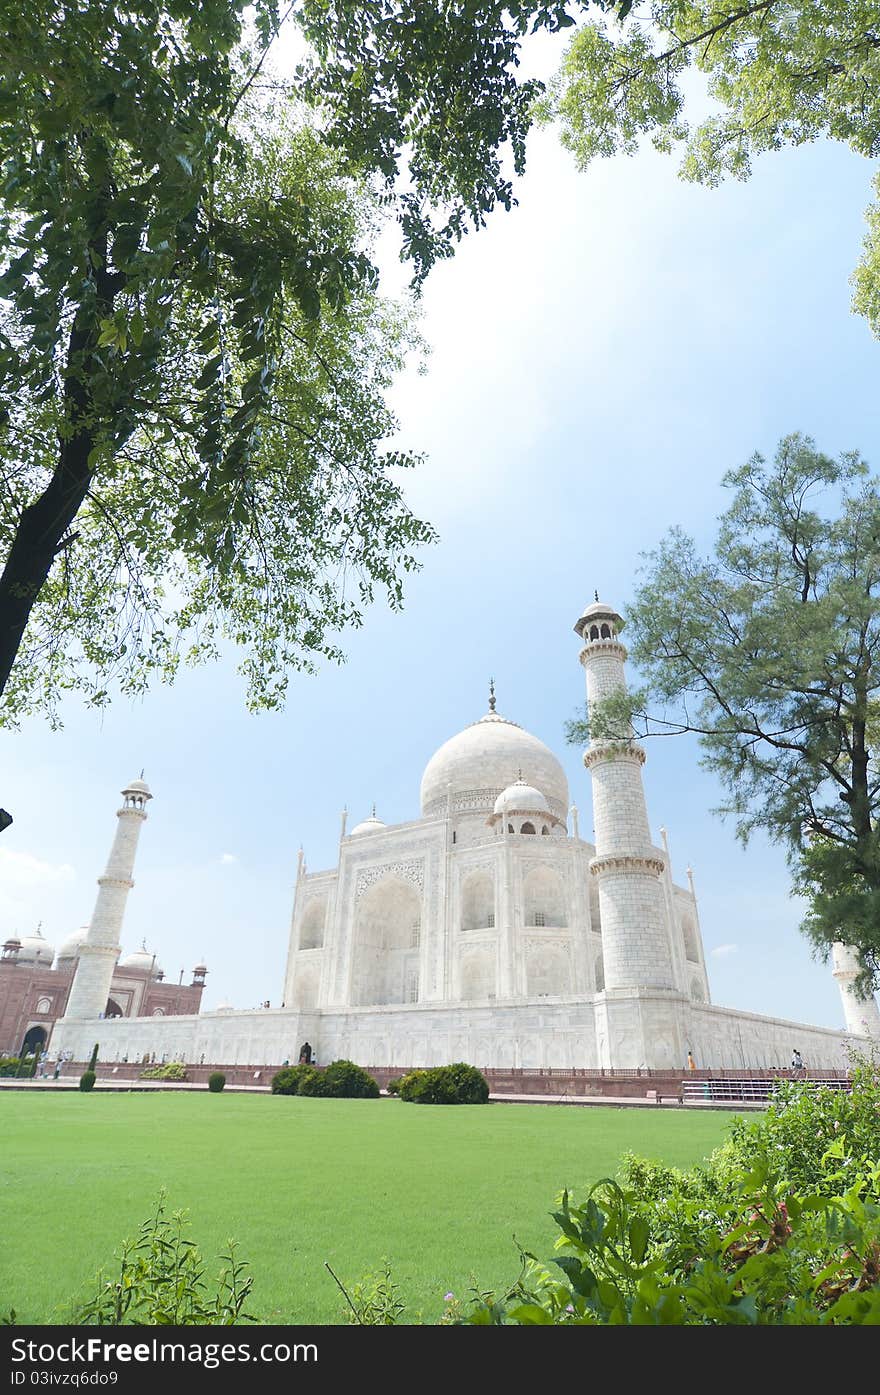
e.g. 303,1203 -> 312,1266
681,1076 -> 852,1103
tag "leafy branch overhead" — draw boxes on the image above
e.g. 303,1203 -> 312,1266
538,1 -> 880,337
567,433 -> 880,987
0,0 -> 605,722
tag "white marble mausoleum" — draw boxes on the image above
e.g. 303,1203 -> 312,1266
51,597 -> 880,1071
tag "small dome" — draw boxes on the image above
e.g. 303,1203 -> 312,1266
16,929 -> 56,966
125,777 -> 151,794
117,943 -> 163,977
493,779 -> 550,815
573,597 -> 623,639
56,926 -> 89,962
349,810 -> 387,837
214,1000 -> 234,1013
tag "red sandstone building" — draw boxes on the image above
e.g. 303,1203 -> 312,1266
0,927 -> 206,1058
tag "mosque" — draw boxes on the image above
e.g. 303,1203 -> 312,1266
48,597 -> 880,1072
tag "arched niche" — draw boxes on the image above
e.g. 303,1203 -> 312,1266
526,944 -> 571,997
594,951 -> 605,992
300,898 -> 327,950
523,865 -> 567,927
690,976 -> 706,1003
294,965 -> 320,1009
352,877 -> 422,1006
459,949 -> 496,1001
682,914 -> 700,963
460,869 -> 495,931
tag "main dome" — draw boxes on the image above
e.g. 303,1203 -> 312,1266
420,709 -> 569,818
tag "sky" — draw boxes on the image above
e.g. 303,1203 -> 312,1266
2,28 -> 880,1031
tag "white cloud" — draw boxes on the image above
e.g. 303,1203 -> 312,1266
219,853 -> 237,865
0,848 -> 75,887
711,943 -> 739,958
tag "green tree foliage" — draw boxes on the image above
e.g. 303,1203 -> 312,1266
0,0 -> 591,722
537,2 -> 880,333
566,433 -> 880,985
208,1071 -> 226,1092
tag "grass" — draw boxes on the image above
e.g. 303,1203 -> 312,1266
1,1092 -> 731,1324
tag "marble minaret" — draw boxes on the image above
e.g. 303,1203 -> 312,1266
62,777 -> 152,1020
831,942 -> 880,1039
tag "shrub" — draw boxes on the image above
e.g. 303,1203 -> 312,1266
79,1072 -> 96,1092
88,1043 -> 99,1073
385,1077 -> 402,1095
396,1069 -> 429,1102
271,1060 -> 379,1098
140,1061 -> 186,1081
208,1072 -> 226,1093
74,1192 -> 254,1325
296,1066 -> 329,1097
398,1063 -> 489,1105
0,1055 -> 25,1077
271,1065 -> 313,1095
322,1059 -> 380,1099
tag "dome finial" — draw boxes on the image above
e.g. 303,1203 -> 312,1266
488,677 -> 496,712
594,588 -> 599,603
371,801 -> 376,818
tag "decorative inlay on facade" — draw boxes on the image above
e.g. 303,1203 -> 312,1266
590,853 -> 665,877
355,859 -> 425,900
583,742 -> 645,769
425,789 -> 567,818
97,876 -> 135,889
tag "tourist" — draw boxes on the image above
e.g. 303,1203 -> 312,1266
791,1048 -> 804,1076
686,1050 -> 696,1071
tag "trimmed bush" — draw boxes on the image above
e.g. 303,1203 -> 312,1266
398,1062 -> 489,1105
296,1066 -> 329,1097
322,1059 -> 380,1099
271,1060 -> 379,1098
208,1072 -> 226,1093
140,1061 -> 187,1081
385,1077 -> 402,1096
271,1065 -> 313,1095
79,1071 -> 96,1092
0,1055 -> 27,1077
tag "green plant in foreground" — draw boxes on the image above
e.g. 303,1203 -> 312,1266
74,1192 -> 254,1326
208,1072 -> 226,1093
78,1072 -> 96,1093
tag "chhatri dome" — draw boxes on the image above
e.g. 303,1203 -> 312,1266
349,806 -> 387,837
493,778 -> 551,816
117,941 -> 163,977
420,684 -> 569,818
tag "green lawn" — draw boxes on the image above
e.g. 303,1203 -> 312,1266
1,1092 -> 731,1324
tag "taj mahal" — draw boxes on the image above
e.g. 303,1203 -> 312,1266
45,595 -> 880,1072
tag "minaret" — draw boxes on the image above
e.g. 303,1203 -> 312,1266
831,942 -> 880,1038
574,598 -> 675,993
63,777 -> 152,1020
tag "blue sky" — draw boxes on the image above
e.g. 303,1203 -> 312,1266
2,35 -> 880,1035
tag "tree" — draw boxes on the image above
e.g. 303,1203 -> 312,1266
537,2 -> 880,334
565,433 -> 880,988
0,0 -> 587,723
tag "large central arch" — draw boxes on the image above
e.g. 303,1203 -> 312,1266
351,877 -> 422,1006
